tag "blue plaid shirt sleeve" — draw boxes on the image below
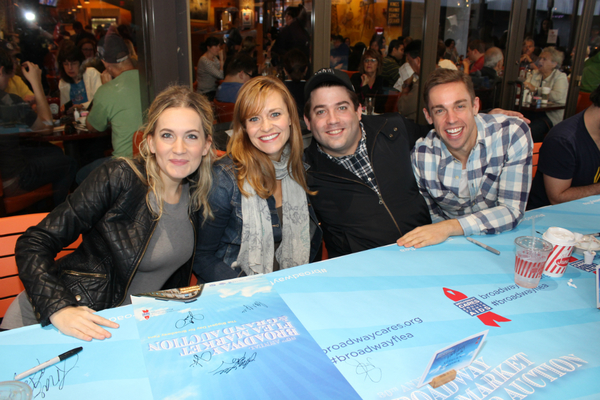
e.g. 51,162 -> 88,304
457,117 -> 532,235
413,114 -> 533,236
411,147 -> 446,224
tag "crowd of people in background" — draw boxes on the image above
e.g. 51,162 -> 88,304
1,8 -> 599,340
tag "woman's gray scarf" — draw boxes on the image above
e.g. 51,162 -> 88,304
236,144 -> 310,275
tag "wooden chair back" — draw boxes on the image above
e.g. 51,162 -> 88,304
532,142 -> 542,178
0,172 -> 53,217
0,213 -> 82,320
213,99 -> 236,124
576,91 -> 592,114
132,130 -> 144,157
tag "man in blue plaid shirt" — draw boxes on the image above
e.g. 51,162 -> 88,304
397,68 -> 533,249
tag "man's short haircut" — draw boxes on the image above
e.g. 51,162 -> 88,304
523,37 -> 535,46
445,38 -> 455,47
72,21 -> 83,31
541,46 -> 564,66
388,39 -> 401,52
467,40 -> 485,54
304,81 -> 359,121
590,84 -> 600,107
225,54 -> 255,77
423,68 -> 476,111
283,48 -> 308,82
0,47 -> 14,75
484,47 -> 503,68
404,39 -> 422,60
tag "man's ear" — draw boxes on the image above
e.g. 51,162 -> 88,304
303,114 -> 311,131
423,108 -> 433,125
473,96 -> 480,115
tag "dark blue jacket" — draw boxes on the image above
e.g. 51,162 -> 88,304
194,157 -> 322,282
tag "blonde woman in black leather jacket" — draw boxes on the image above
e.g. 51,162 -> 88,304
1,86 -> 214,341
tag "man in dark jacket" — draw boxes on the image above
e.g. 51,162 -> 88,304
303,69 -> 431,258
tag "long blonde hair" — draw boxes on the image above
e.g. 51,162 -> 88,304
126,85 -> 215,219
227,76 -> 313,198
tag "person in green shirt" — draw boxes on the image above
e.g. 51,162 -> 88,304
77,34 -> 143,184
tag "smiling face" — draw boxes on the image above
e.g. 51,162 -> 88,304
245,91 -> 291,161
147,107 -> 212,190
423,81 -> 480,164
304,85 -> 362,158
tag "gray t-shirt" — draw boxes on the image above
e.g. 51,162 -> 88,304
124,184 -> 194,303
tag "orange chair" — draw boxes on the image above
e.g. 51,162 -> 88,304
532,142 -> 542,178
0,172 -> 53,217
132,130 -> 144,157
341,70 -> 360,79
576,91 -> 592,114
382,92 -> 401,113
0,213 -> 82,320
213,99 -> 236,124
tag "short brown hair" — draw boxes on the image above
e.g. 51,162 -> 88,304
304,83 -> 360,121
423,69 -> 475,110
467,40 -> 485,54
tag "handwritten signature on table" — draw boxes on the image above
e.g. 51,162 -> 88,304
175,311 -> 205,329
24,354 -> 79,399
241,301 -> 268,313
347,358 -> 382,383
211,352 -> 258,375
190,351 -> 213,368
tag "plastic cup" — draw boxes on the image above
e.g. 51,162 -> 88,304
0,381 -> 32,400
542,227 -> 577,277
365,97 -> 374,115
584,250 -> 596,265
514,236 -> 553,288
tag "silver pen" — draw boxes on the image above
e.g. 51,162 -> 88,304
466,237 -> 501,256
14,347 -> 82,381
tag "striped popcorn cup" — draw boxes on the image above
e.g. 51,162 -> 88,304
514,236 -> 553,288
542,227 -> 577,277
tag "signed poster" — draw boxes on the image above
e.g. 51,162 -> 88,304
132,276 -> 360,399
0,305 -> 151,400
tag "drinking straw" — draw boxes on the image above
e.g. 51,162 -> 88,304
531,218 -> 536,249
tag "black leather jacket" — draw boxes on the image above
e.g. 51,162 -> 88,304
15,159 -> 196,326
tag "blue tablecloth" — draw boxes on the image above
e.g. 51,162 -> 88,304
1,196 -> 599,399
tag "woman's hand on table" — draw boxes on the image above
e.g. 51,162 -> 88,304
49,306 -> 120,341
397,219 -> 464,249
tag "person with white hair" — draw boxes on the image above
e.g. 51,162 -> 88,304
523,46 -> 568,141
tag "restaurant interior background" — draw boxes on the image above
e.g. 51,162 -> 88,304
1,0 -> 600,124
